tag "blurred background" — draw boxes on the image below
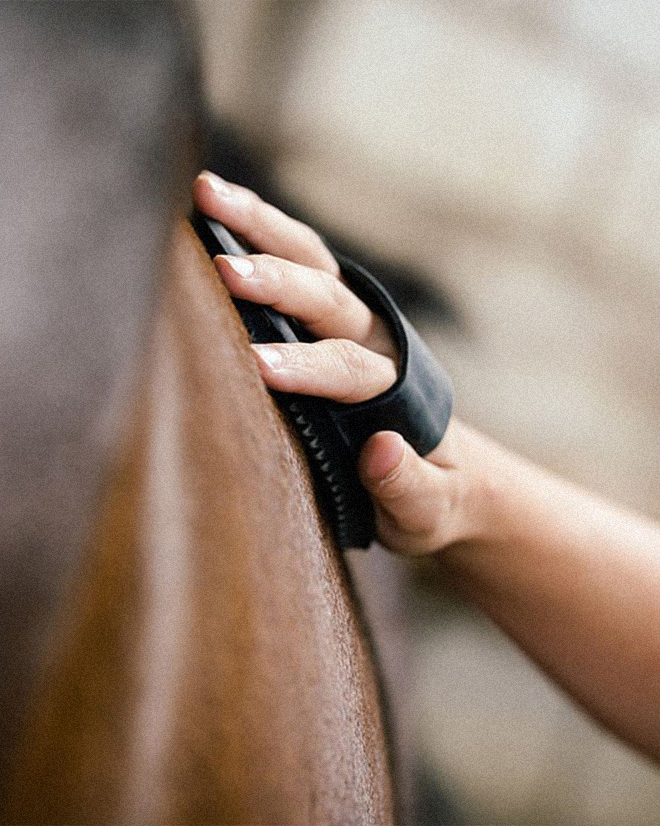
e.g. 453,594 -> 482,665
193,2 -> 660,823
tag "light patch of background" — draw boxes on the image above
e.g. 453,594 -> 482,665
195,2 -> 660,822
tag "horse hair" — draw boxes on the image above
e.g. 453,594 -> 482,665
0,0 -> 203,801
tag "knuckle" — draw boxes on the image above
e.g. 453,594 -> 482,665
299,222 -> 324,250
380,468 -> 443,533
333,339 -> 367,394
375,511 -> 423,555
243,187 -> 264,219
376,460 -> 409,500
298,223 -> 339,274
409,490 -> 455,551
327,273 -> 351,313
320,249 -> 341,277
289,343 -> 322,378
300,344 -> 320,373
377,508 -> 441,556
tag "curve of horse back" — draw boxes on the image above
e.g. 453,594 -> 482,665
5,221 -> 395,825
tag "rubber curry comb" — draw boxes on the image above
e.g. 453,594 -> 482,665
191,211 -> 453,550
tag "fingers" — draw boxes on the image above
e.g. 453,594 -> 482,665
194,170 -> 396,356
252,340 -> 397,403
358,431 -> 463,554
216,253 -> 395,356
192,170 -> 339,275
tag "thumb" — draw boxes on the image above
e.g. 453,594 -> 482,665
358,431 -> 451,552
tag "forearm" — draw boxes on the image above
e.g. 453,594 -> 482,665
440,422 -> 660,759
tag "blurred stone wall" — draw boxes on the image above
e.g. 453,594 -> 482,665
195,2 -> 660,822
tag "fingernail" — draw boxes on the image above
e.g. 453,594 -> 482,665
199,170 -> 233,197
221,255 -> 254,278
253,345 -> 284,370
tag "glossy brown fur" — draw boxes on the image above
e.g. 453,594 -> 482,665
1,4 -> 395,820
4,223 -> 394,824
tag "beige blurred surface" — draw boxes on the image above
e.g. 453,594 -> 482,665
195,2 -> 660,822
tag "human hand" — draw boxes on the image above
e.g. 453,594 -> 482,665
193,171 -> 485,554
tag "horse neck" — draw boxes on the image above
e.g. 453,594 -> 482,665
0,5 -> 199,809
6,222 -> 394,825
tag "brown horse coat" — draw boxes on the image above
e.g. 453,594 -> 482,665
5,223 -> 395,824
0,5 -> 394,822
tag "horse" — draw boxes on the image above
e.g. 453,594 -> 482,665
0,3 -> 394,823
